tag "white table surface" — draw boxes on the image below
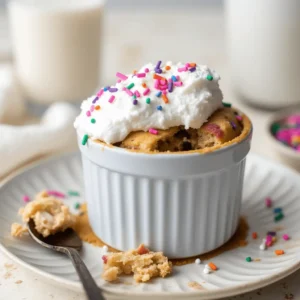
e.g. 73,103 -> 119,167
1,7 -> 300,300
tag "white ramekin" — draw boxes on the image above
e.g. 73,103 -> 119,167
78,126 -> 252,258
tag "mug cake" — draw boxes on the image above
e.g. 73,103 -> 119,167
74,61 -> 252,258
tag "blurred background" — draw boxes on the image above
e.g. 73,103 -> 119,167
1,0 -> 300,177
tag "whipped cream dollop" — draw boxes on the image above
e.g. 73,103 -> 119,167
74,61 -> 223,144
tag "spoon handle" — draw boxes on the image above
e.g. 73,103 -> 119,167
66,247 -> 105,300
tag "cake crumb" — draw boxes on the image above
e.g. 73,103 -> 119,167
12,191 -> 75,238
11,223 -> 28,237
188,281 -> 203,290
102,244 -> 172,283
15,280 -> 23,284
4,272 -> 12,279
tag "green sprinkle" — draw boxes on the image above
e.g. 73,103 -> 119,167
223,102 -> 232,108
146,98 -> 151,104
274,212 -> 284,222
68,190 -> 80,197
271,123 -> 281,135
132,94 -> 136,99
245,257 -> 252,262
82,134 -> 88,145
91,118 -> 96,124
127,83 -> 134,89
74,202 -> 81,210
206,74 -> 213,81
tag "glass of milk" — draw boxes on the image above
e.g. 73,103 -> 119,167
225,0 -> 300,109
8,0 -> 104,104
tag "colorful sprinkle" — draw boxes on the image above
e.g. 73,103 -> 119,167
108,95 -> 115,103
168,79 -> 173,93
156,91 -> 162,97
275,249 -> 284,255
178,66 -> 188,72
68,190 -> 80,197
74,202 -> 81,210
133,99 -> 138,105
173,81 -> 183,87
206,74 -> 213,81
92,96 -> 99,104
274,212 -> 284,222
157,105 -> 163,111
162,94 -> 169,104
204,123 -> 224,138
208,262 -> 218,271
102,255 -> 108,264
245,257 -> 252,262
144,68 -> 149,73
154,79 -> 160,89
273,207 -> 282,214
142,83 -> 147,88
137,73 -> 146,78
95,105 -> 101,110
230,121 -> 237,130
282,234 -> 290,241
252,232 -> 258,239
96,89 -> 104,97
149,128 -> 158,135
146,98 -> 151,104
155,60 -> 162,70
127,83 -> 134,90
265,197 -> 272,208
109,87 -> 118,93
267,231 -> 276,236
117,79 -> 121,83
103,86 -> 110,91
153,74 -> 165,80
82,134 -> 88,146
190,63 -> 196,67
86,111 -> 91,117
223,102 -> 232,108
123,88 -> 133,96
236,115 -> 243,122
189,67 -> 196,72
143,88 -> 150,96
91,118 -> 96,124
47,190 -> 65,198
23,195 -> 30,203
116,72 -> 128,81
171,75 -> 177,82
259,243 -> 266,251
90,105 -> 95,112
165,65 -> 171,70
155,69 -> 162,74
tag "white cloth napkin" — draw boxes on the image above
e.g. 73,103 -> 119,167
0,66 -> 78,178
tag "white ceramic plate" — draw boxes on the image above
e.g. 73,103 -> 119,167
1,152 -> 300,300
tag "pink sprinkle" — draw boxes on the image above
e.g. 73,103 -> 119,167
266,235 -> 273,242
185,63 -> 190,68
23,195 -> 30,203
160,79 -> 167,85
137,73 -> 146,78
117,79 -> 121,83
47,190 -> 65,198
154,79 -> 159,89
159,85 -> 168,90
108,95 -> 115,103
102,255 -> 107,264
265,197 -> 272,208
145,68 -> 149,73
143,88 -> 150,96
96,89 -> 104,97
90,105 -> 95,112
283,234 -> 290,241
174,81 -> 183,87
134,90 -> 141,97
149,128 -> 158,135
123,88 -> 133,96
266,240 -> 272,247
236,115 -> 243,121
178,66 -> 188,72
162,90 -> 167,95
86,111 -> 91,117
116,72 -> 128,81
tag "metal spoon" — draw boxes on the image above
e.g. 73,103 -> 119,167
28,219 -> 105,300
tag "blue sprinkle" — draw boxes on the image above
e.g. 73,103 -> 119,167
157,105 -> 163,111
171,75 -> 177,82
156,91 -> 162,97
103,86 -> 110,91
273,207 -> 282,214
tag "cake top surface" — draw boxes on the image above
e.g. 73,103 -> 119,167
74,61 -> 223,144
